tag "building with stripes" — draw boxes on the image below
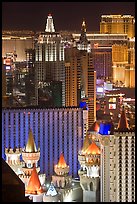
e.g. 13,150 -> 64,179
2,107 -> 88,178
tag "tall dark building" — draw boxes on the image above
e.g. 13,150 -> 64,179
38,81 -> 62,107
25,48 -> 35,106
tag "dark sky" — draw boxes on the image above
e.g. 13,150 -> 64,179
2,2 -> 135,32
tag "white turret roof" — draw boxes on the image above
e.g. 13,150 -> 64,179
46,182 -> 58,196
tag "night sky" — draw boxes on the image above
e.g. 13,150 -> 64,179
2,2 -> 135,32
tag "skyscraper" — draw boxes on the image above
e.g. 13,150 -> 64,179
77,19 -> 91,52
80,106 -> 135,202
100,15 -> 135,38
35,14 -> 65,106
92,46 -> 112,81
65,47 -> 96,128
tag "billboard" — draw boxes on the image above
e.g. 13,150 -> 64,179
109,104 -> 116,109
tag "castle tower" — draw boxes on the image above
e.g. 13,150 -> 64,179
52,153 -> 71,188
22,129 -> 40,176
88,121 -> 100,133
78,140 -> 101,202
52,153 -> 72,201
25,165 -> 44,202
43,182 -> 61,202
45,13 -> 55,33
5,147 -> 23,175
78,133 -> 91,172
88,121 -> 100,145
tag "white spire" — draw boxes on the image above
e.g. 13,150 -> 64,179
45,13 -> 55,33
46,182 -> 58,196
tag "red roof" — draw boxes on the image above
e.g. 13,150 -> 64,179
118,106 -> 129,131
57,153 -> 67,168
85,142 -> 100,155
88,121 -> 100,132
25,165 -> 43,195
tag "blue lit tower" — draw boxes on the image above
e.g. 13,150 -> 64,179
35,14 -> 65,106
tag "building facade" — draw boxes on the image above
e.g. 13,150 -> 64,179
2,30 -> 34,62
35,14 -> 65,106
2,107 -> 88,178
65,47 -> 96,128
80,108 -> 135,202
100,15 -> 135,38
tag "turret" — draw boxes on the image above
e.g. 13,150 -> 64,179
52,153 -> 72,189
22,129 -> 40,176
5,147 -> 23,175
25,165 -> 44,202
43,182 -> 61,202
78,138 -> 101,202
78,133 -> 91,171
5,147 -> 22,166
54,153 -> 69,176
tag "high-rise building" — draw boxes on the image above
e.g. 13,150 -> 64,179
100,15 -> 135,38
127,37 -> 135,88
2,60 -> 7,107
112,43 -> 128,84
80,106 -> 135,202
92,46 -> 112,81
35,14 -> 65,106
2,107 -> 88,178
77,19 -> 91,52
114,107 -> 135,202
38,81 -> 62,108
2,30 -> 34,62
25,48 -> 35,106
65,47 -> 96,128
2,55 -> 16,107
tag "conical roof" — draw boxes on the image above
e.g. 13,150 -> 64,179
81,133 -> 91,153
46,182 -> 58,196
57,153 -> 67,168
88,121 -> 100,132
25,129 -> 37,153
118,106 -> 129,131
85,142 -> 100,155
25,165 -> 43,195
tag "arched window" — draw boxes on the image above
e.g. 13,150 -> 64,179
90,182 -> 93,191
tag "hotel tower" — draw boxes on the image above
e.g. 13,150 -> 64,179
35,14 -> 65,105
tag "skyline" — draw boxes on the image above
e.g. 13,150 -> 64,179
2,2 -> 135,32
